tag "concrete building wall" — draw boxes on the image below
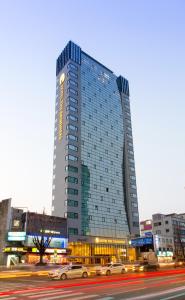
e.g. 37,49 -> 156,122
0,199 -> 11,265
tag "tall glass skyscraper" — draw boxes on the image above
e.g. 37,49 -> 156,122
52,41 -> 139,244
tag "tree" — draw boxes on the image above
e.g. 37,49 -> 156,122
32,210 -> 53,265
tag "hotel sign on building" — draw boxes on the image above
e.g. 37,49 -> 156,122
58,73 -> 65,141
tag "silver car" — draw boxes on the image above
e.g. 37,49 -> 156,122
96,263 -> 127,276
48,265 -> 90,280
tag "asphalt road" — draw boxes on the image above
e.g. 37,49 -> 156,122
0,269 -> 185,300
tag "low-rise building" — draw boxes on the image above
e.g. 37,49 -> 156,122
152,213 -> 185,261
0,199 -> 68,266
140,220 -> 153,237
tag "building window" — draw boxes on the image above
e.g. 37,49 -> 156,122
130,193 -> 137,198
126,133 -> 132,139
65,176 -> 78,184
65,165 -> 78,173
131,184 -> 137,189
133,221 -> 139,227
100,196 -> 103,201
66,144 -> 78,152
66,134 -> 78,142
130,166 -> 135,172
67,96 -> 78,105
95,205 -> 98,210
67,63 -> 78,71
66,114 -> 78,122
106,187 -> 109,192
128,150 -> 134,155
107,208 -> 110,212
66,124 -> 78,131
165,220 -> 169,224
133,212 -> 139,218
66,105 -> 78,113
65,154 -> 78,161
131,202 -> 138,208
102,217 -> 105,222
112,199 -> 115,203
94,184 -> 97,189
68,79 -> 78,87
65,188 -> 78,195
68,87 -> 78,95
166,229 -> 170,233
68,71 -> 78,79
68,227 -> 78,235
66,212 -> 78,219
66,199 -> 78,207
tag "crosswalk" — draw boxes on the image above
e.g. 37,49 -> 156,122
0,288 -> 115,300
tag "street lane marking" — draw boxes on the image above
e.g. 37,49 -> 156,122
125,285 -> 185,299
161,292 -> 185,300
70,296 -> 98,300
96,297 -> 114,300
29,291 -> 72,298
0,298 -> 17,300
40,292 -> 84,300
108,286 -> 146,296
21,289 -> 69,296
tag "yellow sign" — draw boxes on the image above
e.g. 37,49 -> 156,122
3,247 -> 26,252
95,238 -> 126,244
58,73 -> 65,141
60,73 -> 65,84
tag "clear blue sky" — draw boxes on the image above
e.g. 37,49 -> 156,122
0,0 -> 185,220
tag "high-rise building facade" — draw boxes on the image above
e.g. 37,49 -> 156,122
52,41 -> 139,243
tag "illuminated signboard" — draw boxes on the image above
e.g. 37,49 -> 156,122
58,73 -> 65,141
131,237 -> 153,247
26,235 -> 67,248
8,232 -> 26,241
31,248 -> 67,254
4,247 -> 27,252
157,250 -> 173,257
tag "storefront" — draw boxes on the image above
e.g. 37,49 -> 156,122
3,246 -> 69,265
68,237 -> 135,264
156,250 -> 173,263
4,231 -> 68,266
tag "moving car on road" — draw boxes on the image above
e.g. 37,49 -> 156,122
132,262 -> 160,272
96,263 -> 127,276
48,265 -> 90,280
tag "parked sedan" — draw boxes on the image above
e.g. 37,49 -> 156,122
48,265 -> 90,280
96,263 -> 127,276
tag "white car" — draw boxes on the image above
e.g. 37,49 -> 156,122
96,263 -> 127,276
48,265 -> 90,280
